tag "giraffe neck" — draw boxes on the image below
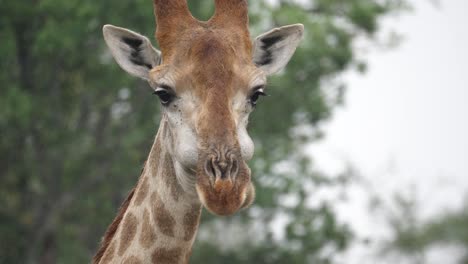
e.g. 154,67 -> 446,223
95,118 -> 202,264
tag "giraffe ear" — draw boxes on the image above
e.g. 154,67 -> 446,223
253,24 -> 304,75
103,24 -> 161,81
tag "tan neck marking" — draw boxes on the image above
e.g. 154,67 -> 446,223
94,120 -> 202,264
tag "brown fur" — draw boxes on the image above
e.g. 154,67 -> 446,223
153,0 -> 197,61
211,0 -> 249,30
93,189 -> 135,264
183,204 -> 201,241
196,161 -> 251,215
134,176 -> 149,206
162,152 -> 182,202
151,247 -> 182,264
123,255 -> 142,264
149,138 -> 161,178
118,212 -> 138,256
139,209 -> 157,249
98,241 -> 115,264
151,192 -> 176,237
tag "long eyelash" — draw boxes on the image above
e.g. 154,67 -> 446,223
158,84 -> 172,90
153,81 -> 173,90
152,83 -> 175,96
252,84 -> 266,91
251,85 -> 269,97
258,90 -> 269,97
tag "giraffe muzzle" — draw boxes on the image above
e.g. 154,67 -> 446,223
196,147 -> 253,216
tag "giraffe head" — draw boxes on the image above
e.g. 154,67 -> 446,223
103,0 -> 303,216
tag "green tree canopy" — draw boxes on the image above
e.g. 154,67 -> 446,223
382,192 -> 468,264
0,0 -> 407,263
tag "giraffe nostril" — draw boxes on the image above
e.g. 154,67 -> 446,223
203,152 -> 240,182
204,157 -> 217,183
230,157 -> 238,179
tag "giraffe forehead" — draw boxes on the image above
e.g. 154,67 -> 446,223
161,24 -> 251,56
152,28 -> 257,102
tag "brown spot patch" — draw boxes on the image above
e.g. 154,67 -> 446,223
151,247 -> 181,264
134,176 -> 149,206
183,204 -> 201,241
151,192 -> 176,237
162,153 -> 182,202
93,188 -> 135,264
118,212 -> 138,256
149,138 -> 161,178
123,255 -> 142,264
98,241 -> 115,264
139,209 -> 157,249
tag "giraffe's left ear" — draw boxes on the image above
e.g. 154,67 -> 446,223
103,24 -> 161,81
253,24 -> 304,75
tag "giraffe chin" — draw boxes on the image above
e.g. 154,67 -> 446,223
195,171 -> 254,216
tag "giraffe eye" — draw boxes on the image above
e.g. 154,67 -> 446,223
248,86 -> 267,106
153,85 -> 175,105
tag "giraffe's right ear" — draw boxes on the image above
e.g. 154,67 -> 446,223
103,24 -> 161,81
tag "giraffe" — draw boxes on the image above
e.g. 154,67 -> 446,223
93,0 -> 304,263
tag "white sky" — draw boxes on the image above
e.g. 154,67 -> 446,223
308,1 -> 468,263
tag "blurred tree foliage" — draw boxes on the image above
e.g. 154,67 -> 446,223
0,0 -> 407,263
382,193 -> 468,264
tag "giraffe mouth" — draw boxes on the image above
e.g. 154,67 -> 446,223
195,154 -> 254,216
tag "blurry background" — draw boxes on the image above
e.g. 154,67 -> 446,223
0,0 -> 466,263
